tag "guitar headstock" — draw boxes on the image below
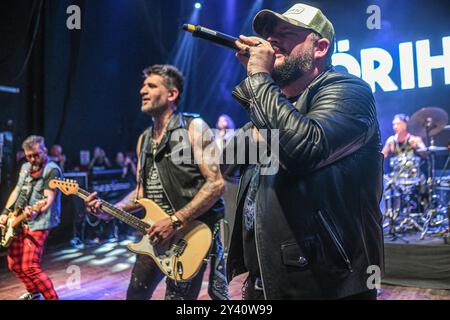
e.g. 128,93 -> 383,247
49,178 -> 79,195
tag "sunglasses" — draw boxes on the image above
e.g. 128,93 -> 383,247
25,151 -> 43,160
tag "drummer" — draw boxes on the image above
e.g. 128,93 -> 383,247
382,114 -> 426,159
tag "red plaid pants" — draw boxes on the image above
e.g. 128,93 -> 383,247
7,227 -> 58,300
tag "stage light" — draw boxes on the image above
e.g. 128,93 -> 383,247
119,239 -> 133,246
169,0 -> 202,106
51,248 -> 81,257
89,256 -> 118,266
110,263 -> 132,273
197,0 -> 263,113
93,242 -> 118,254
71,255 -> 97,264
53,252 -> 84,261
105,248 -> 128,257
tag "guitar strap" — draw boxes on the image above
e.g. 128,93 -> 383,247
15,176 -> 36,211
136,126 -> 152,201
15,162 -> 51,211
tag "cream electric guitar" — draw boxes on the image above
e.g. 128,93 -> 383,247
1,199 -> 47,247
49,178 -> 212,282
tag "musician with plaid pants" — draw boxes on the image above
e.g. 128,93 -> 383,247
0,136 -> 62,300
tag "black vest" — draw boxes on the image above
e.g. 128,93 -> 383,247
139,112 -> 224,228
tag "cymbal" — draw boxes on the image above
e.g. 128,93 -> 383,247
408,107 -> 448,138
416,145 -> 448,156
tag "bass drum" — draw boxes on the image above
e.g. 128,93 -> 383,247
389,154 -> 422,185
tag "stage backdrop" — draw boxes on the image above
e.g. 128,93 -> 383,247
0,0 -> 449,170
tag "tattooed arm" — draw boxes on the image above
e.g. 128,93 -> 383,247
147,118 -> 225,243
174,118 -> 226,224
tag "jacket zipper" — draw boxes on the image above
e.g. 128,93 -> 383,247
253,166 -> 267,299
235,175 -> 244,206
317,210 -> 353,272
254,203 -> 268,299
252,104 -> 268,129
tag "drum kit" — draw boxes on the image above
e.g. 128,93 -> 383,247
383,107 -> 450,242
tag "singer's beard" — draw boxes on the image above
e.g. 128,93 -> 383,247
30,158 -> 46,175
271,49 -> 314,88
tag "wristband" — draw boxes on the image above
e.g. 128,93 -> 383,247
170,214 -> 183,230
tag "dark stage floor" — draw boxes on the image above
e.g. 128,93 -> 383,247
0,236 -> 450,300
383,232 -> 450,290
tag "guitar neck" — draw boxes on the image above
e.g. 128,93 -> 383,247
11,210 -> 27,228
75,188 -> 150,233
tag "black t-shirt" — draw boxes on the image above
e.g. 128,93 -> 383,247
143,139 -> 175,215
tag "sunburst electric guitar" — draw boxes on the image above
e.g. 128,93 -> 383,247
1,199 -> 47,247
49,178 -> 212,282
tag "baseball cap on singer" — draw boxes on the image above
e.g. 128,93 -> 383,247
253,3 -> 334,43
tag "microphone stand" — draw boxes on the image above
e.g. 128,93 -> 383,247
420,119 -> 448,240
441,144 -> 450,244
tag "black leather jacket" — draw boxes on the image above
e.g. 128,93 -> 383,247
224,68 -> 384,299
138,112 -> 224,228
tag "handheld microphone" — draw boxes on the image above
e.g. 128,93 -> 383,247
182,24 -> 240,51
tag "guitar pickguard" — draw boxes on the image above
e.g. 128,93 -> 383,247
128,233 -> 188,279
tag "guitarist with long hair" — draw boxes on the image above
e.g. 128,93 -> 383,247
84,64 -> 229,300
0,135 -> 62,300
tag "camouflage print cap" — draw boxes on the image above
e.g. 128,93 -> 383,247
253,3 -> 335,43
